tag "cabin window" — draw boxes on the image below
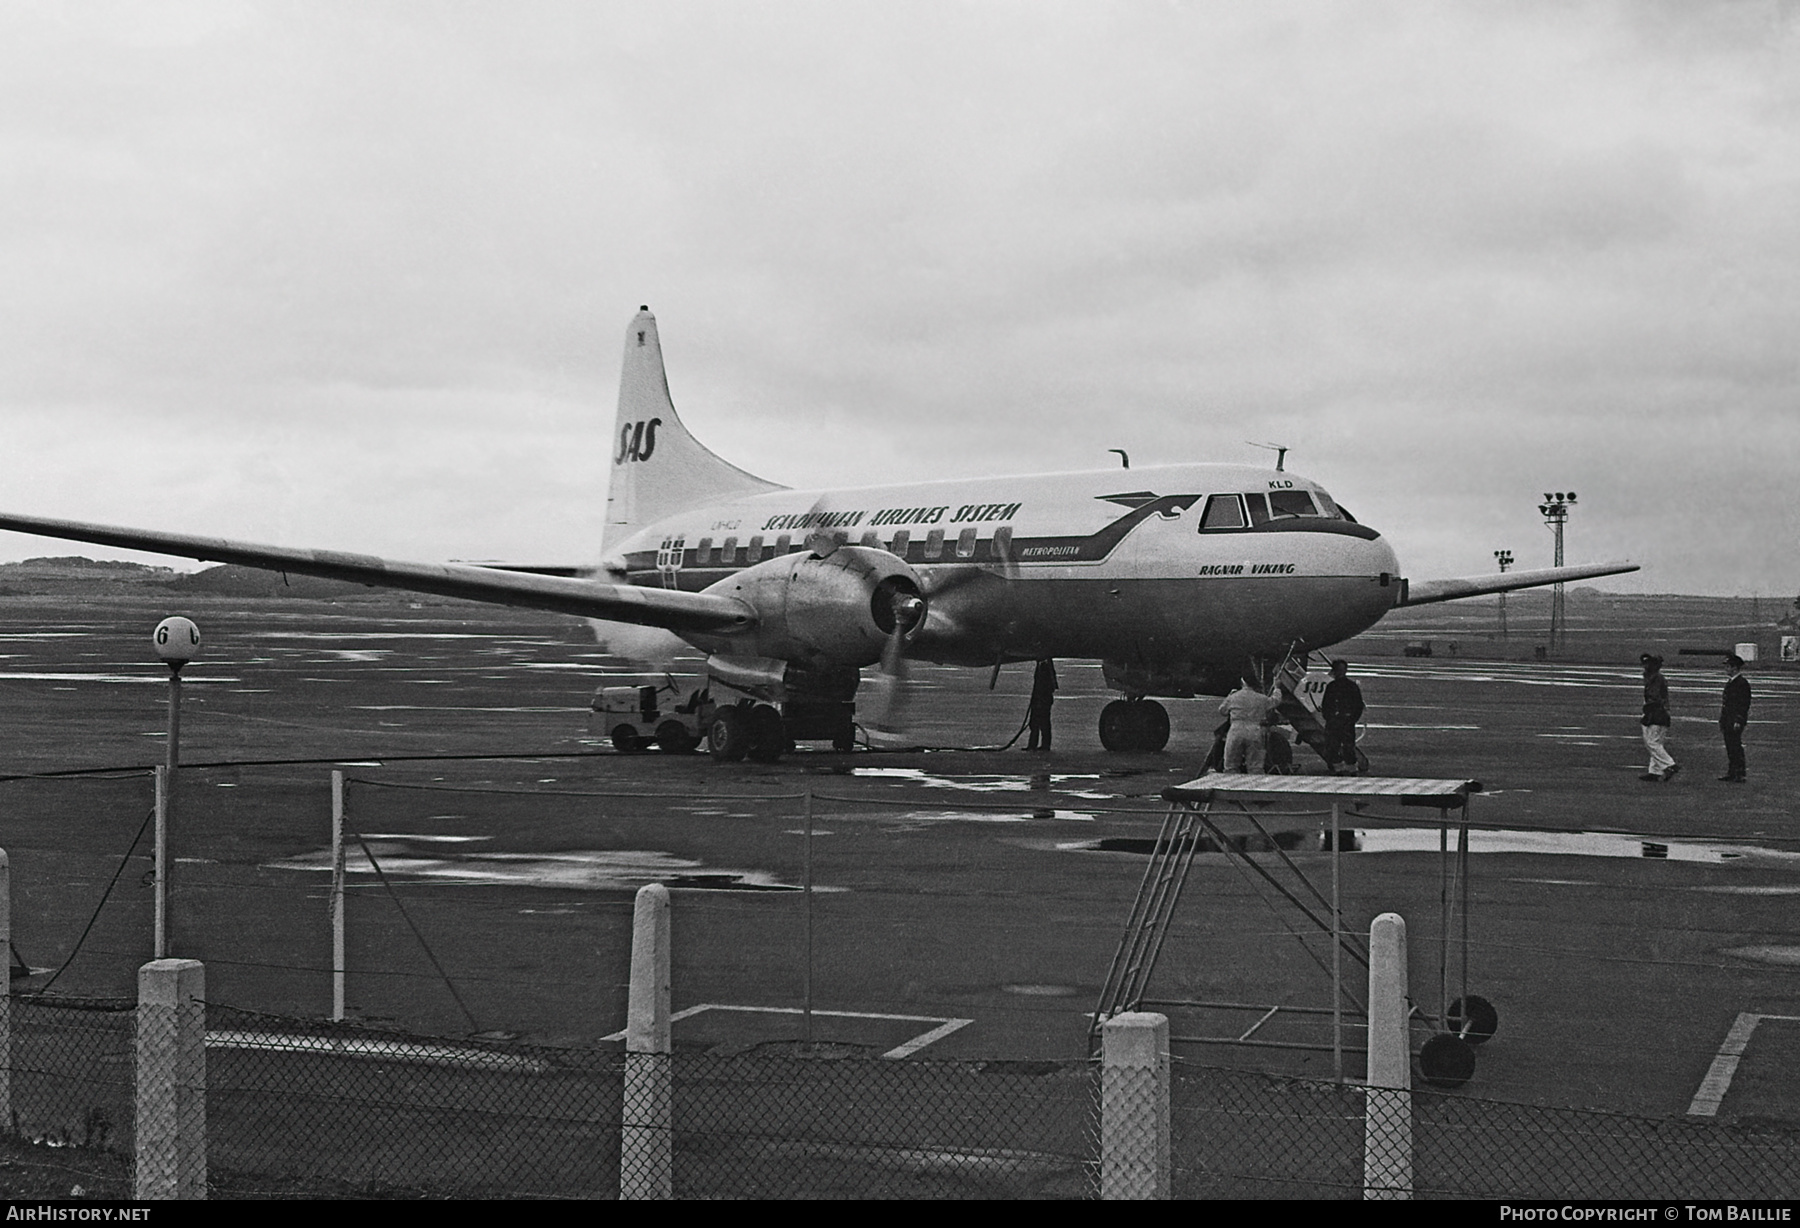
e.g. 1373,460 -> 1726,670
955,526 -> 978,558
696,536 -> 715,564
747,534 -> 764,560
924,528 -> 946,560
860,530 -> 881,548
991,525 -> 1013,561
1200,494 -> 1247,530
1267,490 -> 1319,519
776,534 -> 792,555
890,529 -> 911,558
721,536 -> 738,565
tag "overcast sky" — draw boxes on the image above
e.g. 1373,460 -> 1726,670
2,1 -> 1795,596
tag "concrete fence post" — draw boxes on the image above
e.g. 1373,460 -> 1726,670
1364,911 -> 1413,1200
620,883 -> 671,1200
135,958 -> 206,1200
0,849 -> 10,1132
1101,1011 -> 1170,1199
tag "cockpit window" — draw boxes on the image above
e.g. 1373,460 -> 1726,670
1200,494 -> 1247,530
1312,488 -> 1339,517
1245,492 -> 1271,526
1267,490 -> 1319,519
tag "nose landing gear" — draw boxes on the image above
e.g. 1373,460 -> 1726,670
1098,699 -> 1170,752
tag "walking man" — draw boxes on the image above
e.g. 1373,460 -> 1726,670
1219,679 -> 1280,773
1321,659 -> 1365,774
1026,658 -> 1057,752
1718,654 -> 1751,782
1640,653 -> 1679,782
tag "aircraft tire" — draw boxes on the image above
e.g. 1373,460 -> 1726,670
610,725 -> 645,754
708,708 -> 751,762
1136,700 -> 1170,752
1098,701 -> 1134,752
1418,1033 -> 1476,1088
746,705 -> 786,763
1447,995 -> 1499,1046
656,720 -> 697,754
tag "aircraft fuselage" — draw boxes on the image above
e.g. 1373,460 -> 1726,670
610,461 -> 1402,676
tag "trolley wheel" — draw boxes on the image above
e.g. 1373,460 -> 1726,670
655,720 -> 697,753
1447,995 -> 1499,1046
1418,1033 -> 1476,1088
610,725 -> 645,754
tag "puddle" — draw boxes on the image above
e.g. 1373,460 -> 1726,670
265,843 -> 824,892
849,767 -> 1114,799
361,833 -> 490,844
0,673 -> 240,684
1057,829 -> 1800,864
1355,829 -> 1797,864
262,632 -> 499,641
886,809 -> 1097,827
1723,946 -> 1800,967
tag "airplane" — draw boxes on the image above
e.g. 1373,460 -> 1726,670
0,306 -> 1637,765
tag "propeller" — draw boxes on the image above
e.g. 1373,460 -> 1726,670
862,576 -> 928,747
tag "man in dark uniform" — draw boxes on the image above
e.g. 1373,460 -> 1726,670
1026,658 -> 1058,752
1718,654 -> 1752,782
1321,659 -> 1365,774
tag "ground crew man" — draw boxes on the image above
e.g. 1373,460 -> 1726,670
1321,659 -> 1365,774
1718,654 -> 1751,782
1219,680 -> 1280,773
1026,658 -> 1057,752
1640,653 -> 1678,782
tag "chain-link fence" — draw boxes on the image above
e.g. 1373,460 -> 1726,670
6,994 -> 1800,1198
1171,1059 -> 1800,1200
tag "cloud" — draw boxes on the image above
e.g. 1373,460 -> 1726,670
0,1 -> 1795,596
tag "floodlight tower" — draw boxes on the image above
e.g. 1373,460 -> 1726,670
1493,550 -> 1513,639
152,616 -> 201,958
1537,493 -> 1576,651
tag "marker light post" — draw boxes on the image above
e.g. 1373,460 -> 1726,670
153,617 -> 200,959
1537,493 -> 1576,651
1493,550 -> 1513,640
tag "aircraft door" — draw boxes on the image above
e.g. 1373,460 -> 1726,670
656,535 -> 686,589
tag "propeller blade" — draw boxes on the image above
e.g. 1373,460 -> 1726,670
863,583 -> 926,748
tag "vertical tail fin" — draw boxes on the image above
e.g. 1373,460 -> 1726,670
603,307 -> 785,551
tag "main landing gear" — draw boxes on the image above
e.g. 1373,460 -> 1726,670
705,700 -> 857,763
1098,699 -> 1170,753
707,703 -> 788,763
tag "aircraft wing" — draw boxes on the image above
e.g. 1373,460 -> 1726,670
0,512 -> 754,634
1399,561 -> 1639,607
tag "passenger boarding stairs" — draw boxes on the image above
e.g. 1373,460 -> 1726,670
1200,657 -> 1367,774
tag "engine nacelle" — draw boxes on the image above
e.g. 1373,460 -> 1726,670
697,545 -> 924,667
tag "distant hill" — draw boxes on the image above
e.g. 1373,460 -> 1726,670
161,565 -> 368,598
0,555 -> 180,595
